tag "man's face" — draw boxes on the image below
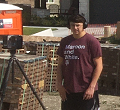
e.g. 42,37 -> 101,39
70,22 -> 84,35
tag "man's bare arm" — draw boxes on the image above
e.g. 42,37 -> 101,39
57,56 -> 68,101
90,57 -> 103,88
83,57 -> 103,100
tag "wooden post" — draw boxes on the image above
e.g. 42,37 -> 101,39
116,21 -> 120,39
104,26 -> 111,37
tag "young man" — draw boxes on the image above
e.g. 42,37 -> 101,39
57,14 -> 103,110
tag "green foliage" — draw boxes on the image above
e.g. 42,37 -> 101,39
23,27 -> 57,35
23,27 -> 47,35
109,37 -> 120,44
22,11 -> 31,26
101,34 -> 120,44
30,15 -> 68,27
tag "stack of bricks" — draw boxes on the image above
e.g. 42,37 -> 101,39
24,41 -> 48,56
98,44 -> 120,96
44,43 -> 59,92
36,42 -> 50,56
24,41 -> 60,92
24,41 -> 38,55
0,53 -> 47,110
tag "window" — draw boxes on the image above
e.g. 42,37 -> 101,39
46,0 -> 54,3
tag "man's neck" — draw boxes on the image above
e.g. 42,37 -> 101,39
73,30 -> 86,39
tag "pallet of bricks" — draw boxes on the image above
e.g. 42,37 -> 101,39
0,53 -> 47,110
98,44 -> 120,96
24,41 -> 60,92
44,42 -> 59,92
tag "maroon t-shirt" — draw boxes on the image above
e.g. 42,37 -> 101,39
57,33 -> 102,93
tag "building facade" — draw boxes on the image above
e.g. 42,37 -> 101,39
5,0 -> 60,9
6,0 -> 35,7
4,0 -> 120,24
60,0 -> 120,24
60,0 -> 89,22
46,0 -> 59,9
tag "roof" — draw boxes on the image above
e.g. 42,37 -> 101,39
0,3 -> 23,10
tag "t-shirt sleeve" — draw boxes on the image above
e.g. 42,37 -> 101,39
90,37 -> 102,58
57,39 -> 64,58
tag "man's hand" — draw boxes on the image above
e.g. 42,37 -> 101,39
83,86 -> 95,100
58,85 -> 69,101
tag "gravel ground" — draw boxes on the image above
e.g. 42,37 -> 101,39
42,92 -> 120,110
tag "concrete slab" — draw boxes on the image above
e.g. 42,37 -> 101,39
25,26 -> 116,38
52,28 -> 70,37
31,28 -> 54,37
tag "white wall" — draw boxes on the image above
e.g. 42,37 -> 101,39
79,0 -> 89,22
46,0 -> 60,9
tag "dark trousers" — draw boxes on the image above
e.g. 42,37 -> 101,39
61,91 -> 100,110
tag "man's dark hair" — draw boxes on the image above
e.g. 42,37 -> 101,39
67,14 -> 88,29
68,14 -> 85,23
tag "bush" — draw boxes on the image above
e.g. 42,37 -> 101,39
108,35 -> 120,44
30,15 -> 68,27
101,34 -> 120,44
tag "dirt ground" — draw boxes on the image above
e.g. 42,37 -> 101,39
42,92 -> 120,110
